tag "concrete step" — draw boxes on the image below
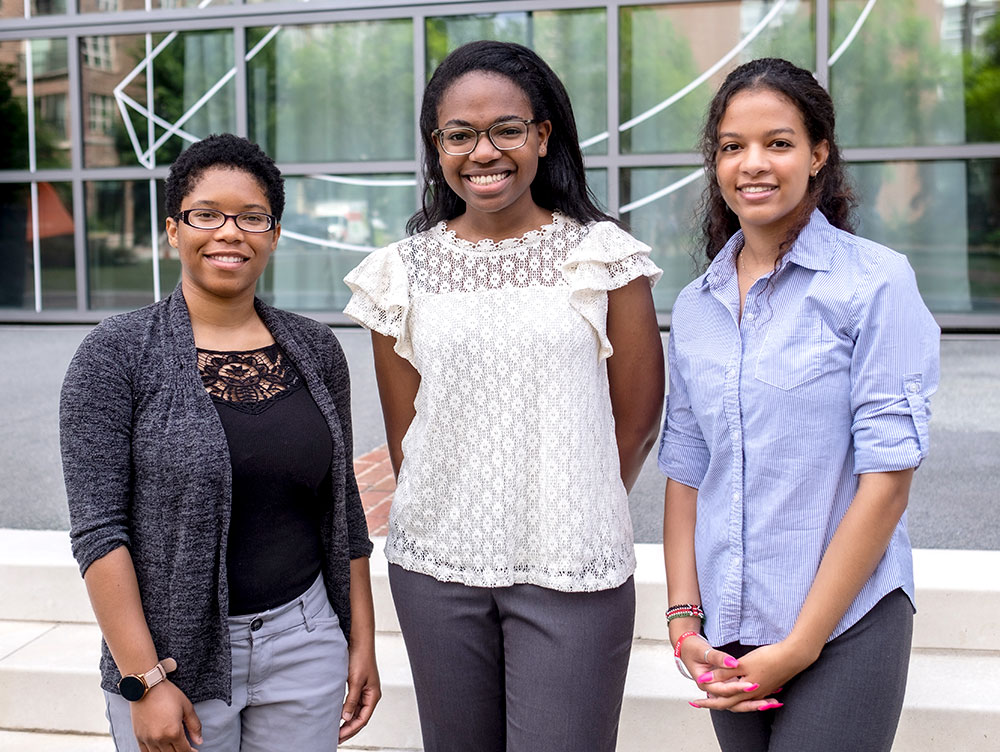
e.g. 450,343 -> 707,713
4,530 -> 999,651
2,620 -> 998,750
3,529 -> 1000,750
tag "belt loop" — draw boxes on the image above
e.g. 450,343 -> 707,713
301,591 -> 316,632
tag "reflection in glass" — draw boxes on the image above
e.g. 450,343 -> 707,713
0,183 -> 33,309
850,159 -> 1000,312
248,21 -> 413,163
82,31 -> 235,167
33,38 -> 71,168
30,0 -> 67,15
832,0 -> 1000,147
79,0 -> 233,11
426,10 -> 608,155
586,169 -> 607,215
622,166 -> 705,310
0,42 -> 31,172
151,30 -> 235,165
86,181 -> 156,309
262,175 -> 415,310
37,182 -> 76,309
82,34 -> 145,167
620,1 -> 814,154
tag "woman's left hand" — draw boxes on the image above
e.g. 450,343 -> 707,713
691,640 -> 816,713
339,642 -> 381,741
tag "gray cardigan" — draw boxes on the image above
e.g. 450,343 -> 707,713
60,286 -> 373,703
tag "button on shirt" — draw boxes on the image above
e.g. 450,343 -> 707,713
658,210 -> 940,648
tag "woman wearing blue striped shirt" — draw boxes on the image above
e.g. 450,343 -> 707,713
660,58 -> 939,751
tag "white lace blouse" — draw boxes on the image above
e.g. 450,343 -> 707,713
344,212 -> 662,592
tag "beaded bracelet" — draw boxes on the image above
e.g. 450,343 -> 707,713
672,630 -> 700,680
665,603 -> 705,623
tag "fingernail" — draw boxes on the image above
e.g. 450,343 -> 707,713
724,657 -> 739,668
758,702 -> 784,711
697,672 -> 713,683
688,701 -> 701,708
775,687 -> 784,693
743,683 -> 760,692
342,711 -> 353,721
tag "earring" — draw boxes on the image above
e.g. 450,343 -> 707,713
539,144 -> 547,156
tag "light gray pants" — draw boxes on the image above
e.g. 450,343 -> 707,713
106,572 -> 349,752
710,588 -> 914,752
389,563 -> 635,752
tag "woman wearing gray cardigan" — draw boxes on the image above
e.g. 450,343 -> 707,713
60,135 -> 379,752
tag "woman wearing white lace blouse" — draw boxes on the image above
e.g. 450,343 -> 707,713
345,40 -> 664,752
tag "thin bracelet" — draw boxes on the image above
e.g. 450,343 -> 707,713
666,604 -> 705,623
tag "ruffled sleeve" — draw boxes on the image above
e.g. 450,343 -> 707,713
343,243 -> 414,362
562,221 -> 662,359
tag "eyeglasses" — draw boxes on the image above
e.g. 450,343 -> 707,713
175,209 -> 276,233
433,119 -> 537,156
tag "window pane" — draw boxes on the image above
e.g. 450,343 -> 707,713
86,180 -> 155,309
33,37 -> 71,168
151,30 -> 235,165
850,159 -> 1000,312
82,34 -> 145,167
84,31 -> 235,167
620,1 -> 815,154
248,21 -> 414,162
30,0 -> 66,15
38,181 -> 76,309
0,42 -> 31,171
427,10 -> 608,156
586,168 -> 608,214
622,166 -> 705,311
80,0 -> 233,11
831,0 -> 1000,147
0,183 -> 33,309
260,174 -> 415,310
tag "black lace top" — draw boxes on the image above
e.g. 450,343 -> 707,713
198,344 -> 332,615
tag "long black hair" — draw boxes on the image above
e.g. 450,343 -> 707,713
699,58 -> 855,262
407,40 -> 619,235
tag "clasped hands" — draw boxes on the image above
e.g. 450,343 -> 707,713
679,636 -> 815,712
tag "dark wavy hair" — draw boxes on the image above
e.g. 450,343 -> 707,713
164,133 -> 285,221
407,40 -> 619,235
699,58 -> 855,262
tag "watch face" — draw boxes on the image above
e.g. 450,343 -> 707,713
119,675 -> 146,702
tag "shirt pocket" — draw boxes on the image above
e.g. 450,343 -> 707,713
754,314 -> 829,391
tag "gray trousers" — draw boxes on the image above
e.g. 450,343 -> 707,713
106,572 -> 349,752
710,588 -> 913,752
388,563 -> 635,752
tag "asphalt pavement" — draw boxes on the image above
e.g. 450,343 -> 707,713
2,325 -> 997,549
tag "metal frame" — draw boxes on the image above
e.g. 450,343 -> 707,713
2,0 -> 999,328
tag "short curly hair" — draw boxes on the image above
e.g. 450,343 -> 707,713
164,134 -> 284,221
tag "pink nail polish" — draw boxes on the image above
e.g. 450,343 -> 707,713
724,656 -> 739,668
758,702 -> 784,711
775,687 -> 784,693
743,683 -> 760,692
697,672 -> 713,683
688,701 -> 701,708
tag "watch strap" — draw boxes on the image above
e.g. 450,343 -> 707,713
121,657 -> 178,700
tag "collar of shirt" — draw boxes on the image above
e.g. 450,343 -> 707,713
702,209 -> 839,292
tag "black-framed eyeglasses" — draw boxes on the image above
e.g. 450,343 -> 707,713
433,119 -> 537,156
175,209 -> 277,233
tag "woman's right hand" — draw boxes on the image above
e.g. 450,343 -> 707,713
680,637 -> 778,713
130,680 -> 203,752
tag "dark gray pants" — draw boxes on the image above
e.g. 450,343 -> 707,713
388,564 -> 636,752
710,588 -> 913,752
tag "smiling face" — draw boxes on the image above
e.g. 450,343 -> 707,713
434,71 -> 552,235
166,166 -> 279,303
715,88 -> 829,246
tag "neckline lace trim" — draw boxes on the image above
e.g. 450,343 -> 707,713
434,211 -> 565,254
196,344 -> 301,410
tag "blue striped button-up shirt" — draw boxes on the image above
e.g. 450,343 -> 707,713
658,210 -> 940,647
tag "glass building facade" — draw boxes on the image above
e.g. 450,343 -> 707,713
1,0 -> 998,326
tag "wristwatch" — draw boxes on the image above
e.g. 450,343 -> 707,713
118,658 -> 178,701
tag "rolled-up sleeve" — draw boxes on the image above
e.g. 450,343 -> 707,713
658,331 -> 711,487
59,325 -> 134,576
850,253 -> 940,475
